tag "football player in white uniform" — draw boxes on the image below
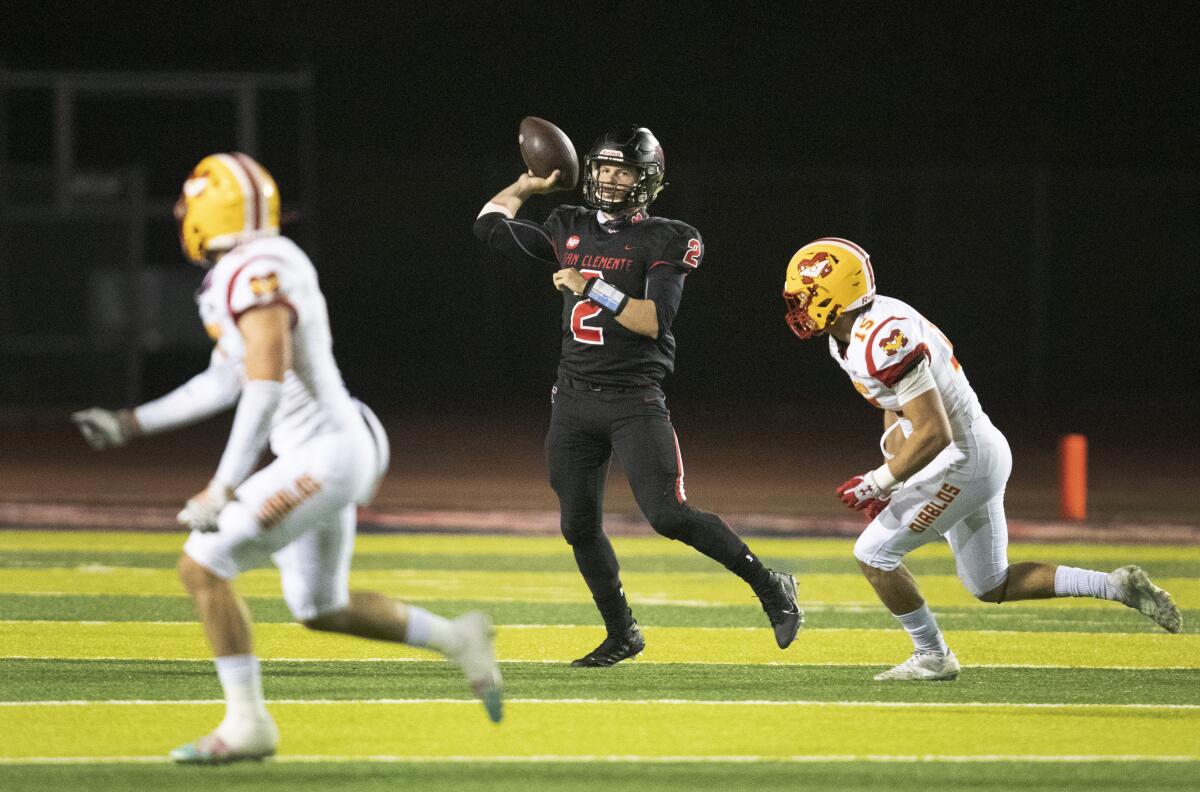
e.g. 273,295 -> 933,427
72,153 -> 503,763
780,237 -> 1181,681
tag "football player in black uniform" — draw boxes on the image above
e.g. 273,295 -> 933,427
474,127 -> 801,666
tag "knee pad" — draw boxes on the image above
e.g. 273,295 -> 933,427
964,565 -> 1010,601
182,501 -> 267,581
853,531 -> 902,571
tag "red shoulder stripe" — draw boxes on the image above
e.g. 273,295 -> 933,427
864,317 -> 902,379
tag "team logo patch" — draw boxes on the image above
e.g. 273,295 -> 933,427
566,235 -> 581,250
798,251 -> 835,283
880,328 -> 907,356
249,273 -> 280,298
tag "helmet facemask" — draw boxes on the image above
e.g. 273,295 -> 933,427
582,156 -> 663,213
581,127 -> 667,213
783,285 -> 841,339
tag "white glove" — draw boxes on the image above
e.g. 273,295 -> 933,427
177,481 -> 233,533
71,408 -> 135,449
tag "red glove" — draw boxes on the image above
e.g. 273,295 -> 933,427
836,475 -> 865,508
837,468 -> 898,511
863,497 -> 890,520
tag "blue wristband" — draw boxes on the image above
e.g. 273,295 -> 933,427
582,278 -> 630,315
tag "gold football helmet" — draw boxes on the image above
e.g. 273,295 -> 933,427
174,152 -> 280,264
782,237 -> 875,339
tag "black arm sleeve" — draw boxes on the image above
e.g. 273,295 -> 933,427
473,212 -> 559,267
645,265 -> 687,335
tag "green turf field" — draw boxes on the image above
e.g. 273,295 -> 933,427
0,530 -> 1195,791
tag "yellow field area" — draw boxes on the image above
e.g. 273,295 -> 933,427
3,530 -> 1199,565
5,566 -> 1197,611
3,700 -> 1198,761
2,621 -> 1195,667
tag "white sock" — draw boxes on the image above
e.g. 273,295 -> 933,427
1053,566 -> 1118,600
214,654 -> 270,728
895,604 -> 950,655
405,606 -> 462,655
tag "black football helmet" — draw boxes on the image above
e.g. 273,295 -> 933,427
582,126 -> 667,213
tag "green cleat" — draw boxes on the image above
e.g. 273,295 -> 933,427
451,611 -> 504,723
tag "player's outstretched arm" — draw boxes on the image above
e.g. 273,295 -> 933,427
72,349 -> 244,449
178,304 -> 290,532
482,170 -> 561,217
474,171 -> 563,267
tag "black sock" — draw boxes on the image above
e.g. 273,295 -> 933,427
731,546 -> 772,593
594,591 -> 634,634
568,533 -> 633,633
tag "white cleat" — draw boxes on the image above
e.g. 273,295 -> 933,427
873,650 -> 961,681
1110,565 -> 1182,633
170,717 -> 278,765
451,611 -> 504,723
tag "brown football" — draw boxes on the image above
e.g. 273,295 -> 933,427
519,116 -> 579,190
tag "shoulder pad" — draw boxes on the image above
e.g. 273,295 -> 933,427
225,255 -> 294,321
861,315 -> 930,388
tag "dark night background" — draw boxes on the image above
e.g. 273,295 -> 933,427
2,1 -> 1198,449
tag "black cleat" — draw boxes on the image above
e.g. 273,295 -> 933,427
570,621 -> 645,667
758,570 -> 803,649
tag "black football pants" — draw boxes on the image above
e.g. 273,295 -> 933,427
546,378 -> 766,618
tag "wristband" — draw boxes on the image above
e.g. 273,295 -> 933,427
870,462 -> 901,492
582,278 -> 630,316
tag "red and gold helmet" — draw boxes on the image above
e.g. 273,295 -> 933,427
782,237 -> 875,339
174,152 -> 280,264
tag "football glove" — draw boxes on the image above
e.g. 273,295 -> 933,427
862,497 -> 890,520
837,465 -> 900,511
71,407 -> 136,449
177,482 -> 233,533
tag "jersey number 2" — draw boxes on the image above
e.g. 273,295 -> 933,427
570,270 -> 605,345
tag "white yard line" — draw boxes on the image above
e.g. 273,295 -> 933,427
2,698 -> 1197,710
3,654 -> 1195,670
0,753 -> 1197,765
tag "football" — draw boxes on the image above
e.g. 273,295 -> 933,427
518,116 -> 579,190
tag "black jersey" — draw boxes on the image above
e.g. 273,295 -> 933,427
474,205 -> 703,386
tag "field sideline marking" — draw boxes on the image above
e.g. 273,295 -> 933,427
1,754 -> 1198,766
3,698 -> 1197,710
5,654 -> 1195,670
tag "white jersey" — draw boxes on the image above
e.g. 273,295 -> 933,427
198,235 -> 360,456
828,294 -> 983,437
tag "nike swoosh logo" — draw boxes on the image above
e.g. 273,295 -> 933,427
624,245 -> 637,251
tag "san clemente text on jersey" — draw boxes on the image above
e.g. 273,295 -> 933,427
562,252 -> 635,271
